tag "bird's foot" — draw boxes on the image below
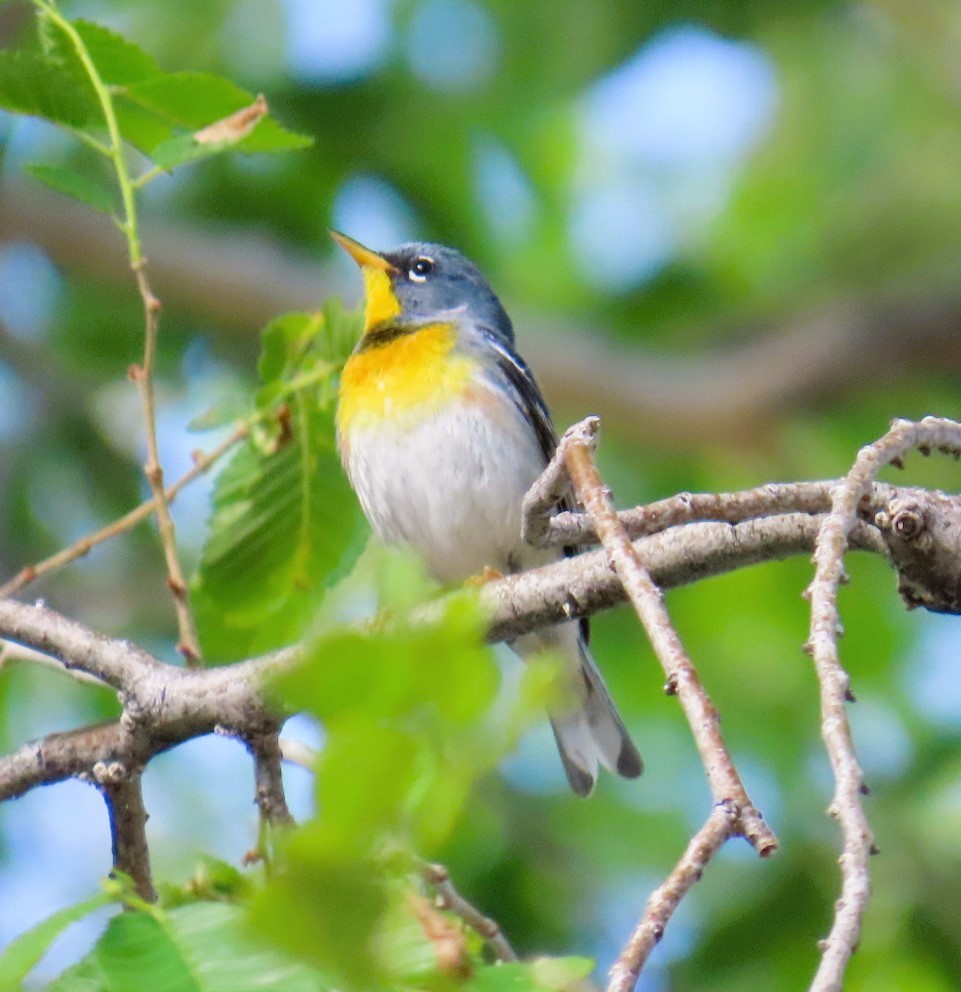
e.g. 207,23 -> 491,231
465,565 -> 504,587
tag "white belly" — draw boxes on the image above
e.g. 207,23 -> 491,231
343,398 -> 552,583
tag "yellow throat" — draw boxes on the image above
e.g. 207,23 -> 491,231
330,231 -> 476,436
361,266 -> 401,331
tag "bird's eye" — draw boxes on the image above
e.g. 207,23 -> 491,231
408,256 -> 434,282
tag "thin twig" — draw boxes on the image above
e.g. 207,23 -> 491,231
419,861 -> 517,963
0,425 -> 246,599
526,480 -> 836,548
0,640 -> 108,688
527,478 -> 911,549
130,265 -> 202,666
279,737 -> 318,770
807,417 -> 961,992
607,801 -> 739,992
99,769 -> 156,903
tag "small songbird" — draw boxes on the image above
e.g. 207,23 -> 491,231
332,231 -> 642,796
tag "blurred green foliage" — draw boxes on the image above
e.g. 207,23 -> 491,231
1,1 -> 961,990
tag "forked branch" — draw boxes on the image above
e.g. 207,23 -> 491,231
525,417 -> 777,991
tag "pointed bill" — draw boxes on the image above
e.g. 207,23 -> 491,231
329,230 -> 398,273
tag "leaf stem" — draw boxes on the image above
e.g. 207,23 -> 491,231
131,164 -> 167,190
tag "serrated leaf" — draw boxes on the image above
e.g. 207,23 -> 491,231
46,957 -> 104,992
97,914 -> 200,992
192,403 -> 363,661
146,133 -> 237,171
73,20 -> 160,85
0,50 -> 94,126
257,311 -> 326,387
148,121 -> 310,170
121,72 -> 260,129
86,903 -> 327,992
24,162 -> 116,214
192,306 -> 365,660
113,99 -> 175,156
117,72 -> 312,161
0,890 -> 113,988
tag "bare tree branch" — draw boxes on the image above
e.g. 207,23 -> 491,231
485,513 -> 884,643
0,490 -> 919,805
419,861 -> 518,964
607,801 -> 739,992
558,418 -> 775,853
1,429 -> 960,989
527,418 -> 776,991
247,730 -> 295,829
807,417 -> 961,992
99,769 -> 155,903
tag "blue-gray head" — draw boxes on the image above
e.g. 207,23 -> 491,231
331,232 -> 514,344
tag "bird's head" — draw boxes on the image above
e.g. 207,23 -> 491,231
330,231 -> 513,343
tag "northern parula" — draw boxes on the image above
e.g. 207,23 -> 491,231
332,231 -> 642,796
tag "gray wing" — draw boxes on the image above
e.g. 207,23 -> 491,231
479,328 -> 590,643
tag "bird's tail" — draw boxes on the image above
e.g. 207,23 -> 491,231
514,623 -> 642,796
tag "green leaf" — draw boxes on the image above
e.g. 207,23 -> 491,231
0,890 -> 113,989
251,577 -> 517,987
528,956 -> 596,989
117,73 -> 312,161
0,50 -> 94,126
193,309 -> 364,660
112,99 -> 176,157
72,20 -> 161,85
147,121 -> 311,170
249,843 -> 384,989
188,397 -> 249,433
120,72 -> 260,129
97,913 -> 200,992
465,959 -> 595,992
193,400 -> 363,660
159,856 -> 254,908
46,957 -> 104,992
86,903 -> 327,992
257,312 -> 326,388
24,162 -> 116,214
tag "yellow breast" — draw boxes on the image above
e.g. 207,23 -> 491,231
337,321 -> 477,437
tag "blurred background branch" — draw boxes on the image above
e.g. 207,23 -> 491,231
4,182 -> 961,446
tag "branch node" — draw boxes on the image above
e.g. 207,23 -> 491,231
145,463 -> 163,488
166,575 -> 187,597
92,759 -> 128,785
